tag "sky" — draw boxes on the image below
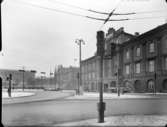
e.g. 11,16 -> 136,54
1,0 -> 167,77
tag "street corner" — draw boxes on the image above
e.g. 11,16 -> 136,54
2,91 -> 35,99
54,115 -> 167,127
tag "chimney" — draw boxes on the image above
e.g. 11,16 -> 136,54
135,32 -> 140,36
107,28 -> 115,35
117,27 -> 124,34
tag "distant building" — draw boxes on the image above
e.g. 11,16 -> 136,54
81,23 -> 167,93
0,69 -> 36,89
54,65 -> 79,90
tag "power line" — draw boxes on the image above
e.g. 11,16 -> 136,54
99,0 -> 122,30
48,0 -> 167,16
127,16 -> 167,21
16,0 -> 85,17
47,0 -> 88,11
14,0 -> 167,22
15,0 -> 130,21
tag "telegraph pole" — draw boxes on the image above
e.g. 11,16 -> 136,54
75,39 -> 85,95
97,31 -> 105,123
7,74 -> 12,97
116,45 -> 120,96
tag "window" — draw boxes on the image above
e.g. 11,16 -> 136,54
149,42 -> 155,53
126,50 -> 130,59
165,57 -> 167,70
135,62 -> 141,73
148,80 -> 154,90
136,47 -> 141,57
148,60 -> 155,72
125,64 -> 130,74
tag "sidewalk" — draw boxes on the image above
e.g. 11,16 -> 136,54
66,92 -> 167,100
54,115 -> 167,126
2,90 -> 75,105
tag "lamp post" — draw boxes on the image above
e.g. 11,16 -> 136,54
19,67 -> 25,91
116,44 -> 121,96
111,43 -> 121,96
75,39 -> 85,95
41,72 -> 46,89
50,72 -> 53,87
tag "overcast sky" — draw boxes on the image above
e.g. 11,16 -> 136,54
1,0 -> 167,77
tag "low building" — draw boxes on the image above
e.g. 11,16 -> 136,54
0,69 -> 36,89
54,65 -> 79,90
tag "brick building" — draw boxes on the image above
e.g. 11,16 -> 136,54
54,65 -> 79,90
121,23 -> 167,93
0,69 -> 36,89
81,27 -> 134,92
81,23 -> 167,93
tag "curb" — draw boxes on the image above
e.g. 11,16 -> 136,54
2,93 -> 75,105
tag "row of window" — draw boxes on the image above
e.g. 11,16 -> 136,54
126,42 -> 155,59
125,57 -> 167,74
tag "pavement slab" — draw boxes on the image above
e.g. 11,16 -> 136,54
54,115 -> 167,126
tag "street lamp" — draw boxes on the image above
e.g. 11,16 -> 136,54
19,67 -> 25,91
50,72 -> 54,87
40,72 -> 46,89
75,39 -> 85,95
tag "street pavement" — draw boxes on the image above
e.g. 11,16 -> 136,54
55,115 -> 167,126
2,91 -> 167,126
2,90 -> 75,104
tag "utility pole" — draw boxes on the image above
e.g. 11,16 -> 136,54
7,74 -> 12,97
75,39 -> 85,95
96,31 -> 105,123
19,67 -> 25,91
41,72 -> 46,89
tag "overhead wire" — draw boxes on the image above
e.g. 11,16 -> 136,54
16,0 -> 85,17
14,0 -> 167,22
98,0 -> 122,30
15,0 -> 131,21
48,0 -> 167,16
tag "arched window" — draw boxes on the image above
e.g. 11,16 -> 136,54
163,79 -> 167,90
147,80 -> 154,90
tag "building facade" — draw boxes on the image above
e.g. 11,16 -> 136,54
81,27 -> 134,92
54,65 -> 79,90
81,23 -> 167,93
121,23 -> 167,93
